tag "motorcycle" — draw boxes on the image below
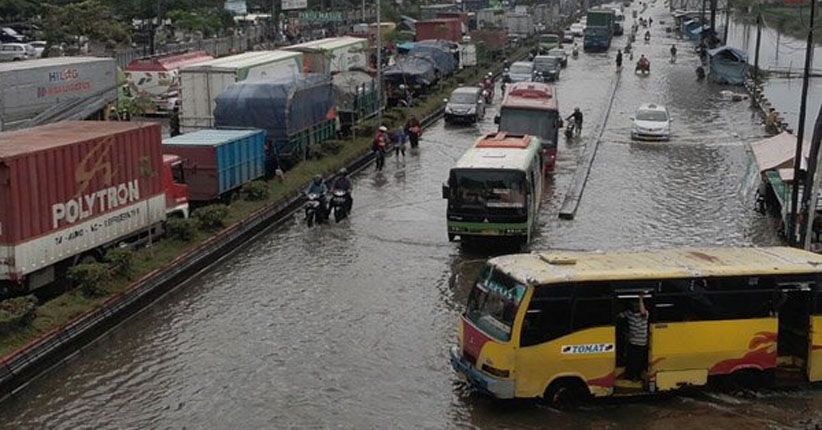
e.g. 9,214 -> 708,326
695,65 -> 706,80
572,46 -> 579,58
564,119 -> 578,138
329,189 -> 351,222
305,193 -> 329,227
644,32 -> 651,42
636,59 -> 650,74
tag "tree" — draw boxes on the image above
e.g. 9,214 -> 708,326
42,0 -> 129,53
0,0 -> 41,20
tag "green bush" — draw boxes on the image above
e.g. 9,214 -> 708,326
166,217 -> 197,241
105,248 -> 134,279
68,263 -> 112,298
193,204 -> 230,231
0,295 -> 37,334
241,181 -> 270,201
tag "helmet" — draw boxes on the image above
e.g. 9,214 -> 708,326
487,72 -> 493,77
339,168 -> 347,175
379,126 -> 388,132
313,174 -> 322,183
574,107 -> 580,112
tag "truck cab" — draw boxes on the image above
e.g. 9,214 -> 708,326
162,154 -> 190,218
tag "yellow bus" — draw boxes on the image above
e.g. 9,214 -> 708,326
450,247 -> 822,406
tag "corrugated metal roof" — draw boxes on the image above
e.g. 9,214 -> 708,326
163,129 -> 265,146
751,131 -> 807,173
489,247 -> 822,285
0,56 -> 112,73
179,50 -> 302,72
0,121 -> 156,159
283,36 -> 368,52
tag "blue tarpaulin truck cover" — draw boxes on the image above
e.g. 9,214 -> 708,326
213,74 -> 335,141
408,45 -> 457,75
383,56 -> 438,86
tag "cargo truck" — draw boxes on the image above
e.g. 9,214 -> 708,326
162,129 -> 267,202
505,13 -> 535,36
0,122 -> 189,294
124,51 -> 214,114
0,57 -> 118,132
178,51 -> 304,132
281,37 -> 368,74
416,19 -> 463,42
583,9 -> 615,51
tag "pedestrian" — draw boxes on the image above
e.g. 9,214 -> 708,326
566,108 -> 583,135
649,17 -> 653,26
618,296 -> 649,381
394,126 -> 406,161
373,125 -> 388,171
404,116 -> 422,148
169,109 -> 181,137
616,49 -> 623,70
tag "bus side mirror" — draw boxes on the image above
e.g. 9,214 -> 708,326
442,183 -> 450,199
494,115 -> 500,124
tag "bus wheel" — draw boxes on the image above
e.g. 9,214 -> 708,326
543,378 -> 590,410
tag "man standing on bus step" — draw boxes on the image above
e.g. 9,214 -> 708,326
619,296 -> 649,381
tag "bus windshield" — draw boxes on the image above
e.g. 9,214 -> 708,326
450,169 -> 526,212
466,265 -> 527,341
499,107 -> 558,146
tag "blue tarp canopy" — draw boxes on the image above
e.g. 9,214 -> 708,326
397,42 -> 417,54
213,74 -> 334,141
708,46 -> 749,85
408,44 -> 457,76
383,56 -> 438,87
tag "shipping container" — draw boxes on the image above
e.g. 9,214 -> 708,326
416,19 -> 463,42
178,51 -> 304,132
162,129 -> 267,201
0,121 -> 168,290
0,57 -> 117,131
469,29 -> 508,52
282,37 -> 369,74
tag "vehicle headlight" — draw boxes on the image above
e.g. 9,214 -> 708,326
445,106 -> 452,114
466,106 -> 476,114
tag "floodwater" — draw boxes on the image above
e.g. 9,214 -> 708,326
1,2 -> 815,429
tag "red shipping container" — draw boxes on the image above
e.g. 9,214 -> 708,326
416,19 -> 463,42
0,121 -> 166,284
436,12 -> 469,24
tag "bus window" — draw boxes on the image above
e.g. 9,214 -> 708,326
520,285 -> 573,347
498,108 -> 558,146
466,265 -> 527,342
451,170 -> 527,212
656,277 -> 775,322
572,283 -> 613,330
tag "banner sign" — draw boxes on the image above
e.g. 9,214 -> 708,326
282,0 -> 308,10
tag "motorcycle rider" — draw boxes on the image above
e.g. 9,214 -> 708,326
637,54 -> 650,72
670,44 -> 677,62
644,30 -> 651,41
331,168 -> 353,213
566,108 -> 583,135
616,49 -> 623,70
306,174 -> 329,214
482,72 -> 494,101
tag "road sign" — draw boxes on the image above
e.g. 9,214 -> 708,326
282,0 -> 308,10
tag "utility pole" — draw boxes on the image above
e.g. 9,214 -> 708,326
701,0 -> 706,28
709,0 -> 717,34
723,0 -> 730,44
801,105 -> 822,249
789,0 -> 817,245
376,0 -> 382,125
752,13 -> 761,106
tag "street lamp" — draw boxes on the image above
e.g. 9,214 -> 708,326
376,0 -> 382,124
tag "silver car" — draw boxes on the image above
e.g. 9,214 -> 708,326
444,86 -> 486,124
0,43 -> 35,61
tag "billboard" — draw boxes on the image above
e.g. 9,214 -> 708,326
282,0 -> 308,10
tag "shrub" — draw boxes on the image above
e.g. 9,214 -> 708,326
68,263 -> 112,298
166,217 -> 197,241
105,248 -> 134,279
193,204 -> 230,231
242,181 -> 270,201
0,295 -> 37,334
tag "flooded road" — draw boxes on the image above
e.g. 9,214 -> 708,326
0,2 -> 815,428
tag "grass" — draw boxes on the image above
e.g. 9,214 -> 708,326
0,47 -> 532,359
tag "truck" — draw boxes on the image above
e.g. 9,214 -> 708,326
505,13 -> 535,37
178,51 -> 304,132
415,19 -> 463,42
0,121 -> 189,293
477,8 -> 505,29
163,129 -> 267,202
124,51 -> 214,114
213,75 -> 336,169
469,29 -> 508,56
281,37 -> 368,74
494,82 -> 560,173
0,57 -> 117,132
583,9 -> 615,51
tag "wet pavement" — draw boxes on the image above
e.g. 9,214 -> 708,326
0,2 -> 816,428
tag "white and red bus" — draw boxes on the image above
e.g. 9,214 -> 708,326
495,82 -> 560,174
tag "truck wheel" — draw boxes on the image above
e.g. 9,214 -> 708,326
543,378 -> 590,410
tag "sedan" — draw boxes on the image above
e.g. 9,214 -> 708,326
570,23 -> 585,37
547,48 -> 568,67
631,103 -> 672,141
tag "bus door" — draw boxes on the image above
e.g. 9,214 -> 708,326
776,281 -> 811,372
614,287 -> 654,390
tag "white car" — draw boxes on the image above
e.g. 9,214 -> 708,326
29,41 -> 47,57
0,43 -> 35,61
631,103 -> 671,141
570,23 -> 585,37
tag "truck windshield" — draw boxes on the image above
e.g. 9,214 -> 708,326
450,169 -> 526,212
499,107 -> 558,146
466,265 -> 527,342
